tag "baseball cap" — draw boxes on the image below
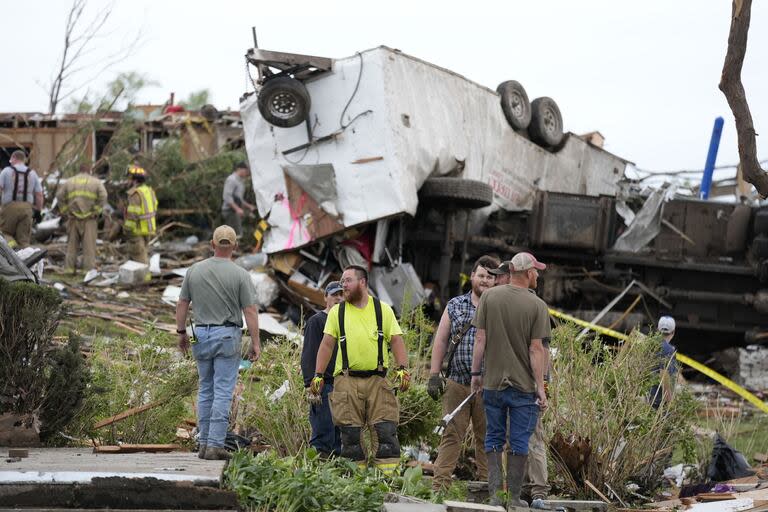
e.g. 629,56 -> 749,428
658,316 -> 676,334
489,261 -> 510,275
325,281 -> 342,295
213,225 -> 237,245
511,252 -> 546,271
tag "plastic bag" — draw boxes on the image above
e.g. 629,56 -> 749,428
707,433 -> 754,482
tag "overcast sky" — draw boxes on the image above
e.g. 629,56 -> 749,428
3,0 -> 767,178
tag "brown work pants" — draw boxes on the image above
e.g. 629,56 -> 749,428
66,217 -> 98,271
125,234 -> 149,264
329,374 -> 400,474
0,201 -> 33,248
522,415 -> 550,500
432,379 -> 488,490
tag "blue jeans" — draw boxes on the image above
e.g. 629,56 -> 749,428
483,386 -> 539,455
192,325 -> 241,448
309,383 -> 341,455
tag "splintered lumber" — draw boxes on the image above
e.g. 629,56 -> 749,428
94,443 -> 180,454
585,480 -> 611,504
93,400 -> 167,429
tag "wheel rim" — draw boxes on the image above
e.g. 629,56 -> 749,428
543,107 -> 559,135
510,91 -> 526,118
269,91 -> 298,120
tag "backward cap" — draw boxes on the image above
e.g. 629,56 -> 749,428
213,225 -> 237,245
658,316 -> 676,334
489,261 -> 510,275
511,252 -> 546,271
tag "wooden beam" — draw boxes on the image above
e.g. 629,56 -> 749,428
93,400 -> 167,430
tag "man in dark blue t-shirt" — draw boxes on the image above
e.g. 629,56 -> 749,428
650,316 -> 678,409
300,281 -> 344,455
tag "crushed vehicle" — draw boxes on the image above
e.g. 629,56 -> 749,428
240,45 -> 768,356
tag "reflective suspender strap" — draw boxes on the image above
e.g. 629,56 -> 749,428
374,297 -> 384,372
12,166 -> 29,203
338,298 -> 385,374
339,302 -> 349,374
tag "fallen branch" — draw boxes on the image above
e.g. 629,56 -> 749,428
93,399 -> 168,429
719,0 -> 768,197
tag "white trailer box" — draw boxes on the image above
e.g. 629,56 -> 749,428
241,46 -> 628,254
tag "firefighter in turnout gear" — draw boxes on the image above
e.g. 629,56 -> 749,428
0,150 -> 44,248
311,265 -> 410,475
57,164 -> 108,272
123,165 -> 157,264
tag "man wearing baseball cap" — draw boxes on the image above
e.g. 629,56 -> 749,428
176,225 -> 261,460
650,316 -> 678,409
470,251 -> 550,508
301,280 -> 344,456
489,261 -> 511,286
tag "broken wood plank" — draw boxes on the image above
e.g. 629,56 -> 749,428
585,480 -> 611,504
93,400 -> 168,429
351,156 -> 384,164
94,443 -> 180,454
7,448 -> 29,458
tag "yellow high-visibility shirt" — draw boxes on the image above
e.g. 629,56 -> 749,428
125,184 -> 158,236
323,295 -> 403,376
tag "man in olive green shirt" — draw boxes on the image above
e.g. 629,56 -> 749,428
471,252 -> 551,508
176,225 -> 261,461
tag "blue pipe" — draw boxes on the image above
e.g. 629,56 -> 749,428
700,116 -> 724,200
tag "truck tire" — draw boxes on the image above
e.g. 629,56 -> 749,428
497,80 -> 531,131
257,76 -> 310,128
528,97 -> 564,147
419,177 -> 494,210
752,234 -> 768,260
753,208 -> 768,236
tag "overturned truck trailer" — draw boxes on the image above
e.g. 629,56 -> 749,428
241,46 -> 768,355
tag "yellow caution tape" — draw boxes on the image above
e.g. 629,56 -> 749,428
548,308 -> 768,415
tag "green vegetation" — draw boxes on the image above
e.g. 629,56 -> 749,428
225,448 -> 442,512
546,324 -> 699,500
62,329 -> 197,444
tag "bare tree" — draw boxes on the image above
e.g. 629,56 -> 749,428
719,0 -> 768,198
47,0 -> 142,114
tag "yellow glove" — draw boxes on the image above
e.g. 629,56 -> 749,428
309,374 -> 324,395
394,366 -> 411,393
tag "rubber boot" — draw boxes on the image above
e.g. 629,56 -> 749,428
506,453 -> 529,509
487,451 -> 504,507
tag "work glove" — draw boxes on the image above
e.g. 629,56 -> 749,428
427,374 -> 446,401
394,366 -> 411,393
306,387 -> 322,405
33,209 -> 43,224
309,374 -> 324,395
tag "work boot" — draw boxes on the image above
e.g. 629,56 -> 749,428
203,446 -> 232,461
506,453 -> 529,509
487,451 -> 504,506
197,445 -> 207,459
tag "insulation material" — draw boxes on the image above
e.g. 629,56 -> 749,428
242,46 -> 628,254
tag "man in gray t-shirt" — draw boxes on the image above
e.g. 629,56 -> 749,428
176,225 -> 261,460
221,162 -> 256,236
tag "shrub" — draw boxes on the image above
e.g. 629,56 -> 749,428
64,330 -> 197,444
0,280 -> 62,415
546,324 -> 698,500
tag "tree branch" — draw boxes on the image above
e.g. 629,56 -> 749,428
719,0 -> 768,198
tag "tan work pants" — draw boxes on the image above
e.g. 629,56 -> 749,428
329,374 -> 400,474
522,415 -> 550,499
125,234 -> 149,264
433,379 -> 488,489
66,217 -> 98,271
0,202 -> 33,248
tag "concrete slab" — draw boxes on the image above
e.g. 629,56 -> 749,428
542,500 -> 609,512
0,448 -> 236,509
382,503 -> 447,511
0,447 -> 224,485
443,500 -> 506,512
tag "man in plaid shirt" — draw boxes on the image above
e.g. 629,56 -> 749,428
428,255 -> 499,490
